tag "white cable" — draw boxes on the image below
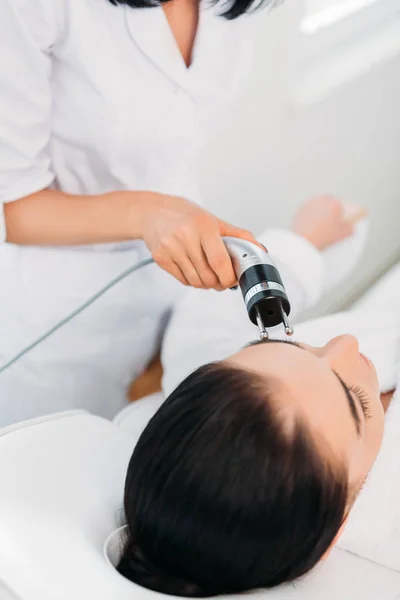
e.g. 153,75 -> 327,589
0,257 -> 155,374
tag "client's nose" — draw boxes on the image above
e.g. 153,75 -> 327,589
322,334 -> 360,370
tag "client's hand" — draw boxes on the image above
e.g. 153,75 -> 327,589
291,196 -> 367,250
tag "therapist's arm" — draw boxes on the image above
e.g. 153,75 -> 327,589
4,189 -> 143,245
4,188 -> 262,290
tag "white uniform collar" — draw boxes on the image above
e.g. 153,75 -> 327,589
123,2 -> 255,98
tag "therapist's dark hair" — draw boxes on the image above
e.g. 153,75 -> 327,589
118,362 -> 348,596
108,0 -> 277,20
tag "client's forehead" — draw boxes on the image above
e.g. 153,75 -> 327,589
227,341 -> 361,462
230,338 -> 318,386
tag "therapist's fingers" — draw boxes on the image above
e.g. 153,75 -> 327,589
219,220 -> 265,251
153,237 -> 205,288
201,232 -> 237,289
185,242 -> 223,290
152,251 -> 189,287
201,220 -> 263,289
141,194 -> 261,289
169,248 -> 204,289
167,239 -> 222,290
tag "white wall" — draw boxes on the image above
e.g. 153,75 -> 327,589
200,2 -> 400,315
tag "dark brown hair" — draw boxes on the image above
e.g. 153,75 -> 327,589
118,362 -> 348,596
108,0 -> 278,21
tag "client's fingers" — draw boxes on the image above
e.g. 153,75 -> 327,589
342,204 -> 368,225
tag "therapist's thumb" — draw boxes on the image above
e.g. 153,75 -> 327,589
218,220 -> 266,251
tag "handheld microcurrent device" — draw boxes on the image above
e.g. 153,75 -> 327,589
223,237 -> 293,339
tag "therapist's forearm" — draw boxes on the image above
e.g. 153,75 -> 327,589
4,189 -> 146,245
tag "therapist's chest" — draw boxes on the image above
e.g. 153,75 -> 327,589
49,0 -> 256,186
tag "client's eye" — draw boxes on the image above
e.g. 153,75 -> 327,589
349,385 -> 372,419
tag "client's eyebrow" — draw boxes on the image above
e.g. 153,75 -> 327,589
245,338 -> 363,436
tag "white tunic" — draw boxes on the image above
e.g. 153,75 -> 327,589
0,0 -> 255,209
0,0 -> 256,425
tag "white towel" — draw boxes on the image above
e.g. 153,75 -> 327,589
337,388 -> 400,572
292,263 -> 400,572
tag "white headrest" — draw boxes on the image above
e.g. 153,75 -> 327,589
0,411 -> 398,600
0,411 -> 155,600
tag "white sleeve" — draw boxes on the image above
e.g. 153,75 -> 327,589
258,228 -> 325,309
0,0 -> 61,241
161,229 -> 325,395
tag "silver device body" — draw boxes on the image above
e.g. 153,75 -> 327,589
223,237 -> 293,338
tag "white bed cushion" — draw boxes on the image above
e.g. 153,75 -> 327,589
0,410 -> 398,600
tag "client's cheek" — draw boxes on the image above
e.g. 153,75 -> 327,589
365,415 -> 384,469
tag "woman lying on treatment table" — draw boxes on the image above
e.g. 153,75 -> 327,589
117,199 -> 400,597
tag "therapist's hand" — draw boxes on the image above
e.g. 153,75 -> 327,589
137,193 -> 260,289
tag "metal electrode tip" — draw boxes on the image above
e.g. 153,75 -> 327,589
255,307 -> 269,340
279,302 -> 294,336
